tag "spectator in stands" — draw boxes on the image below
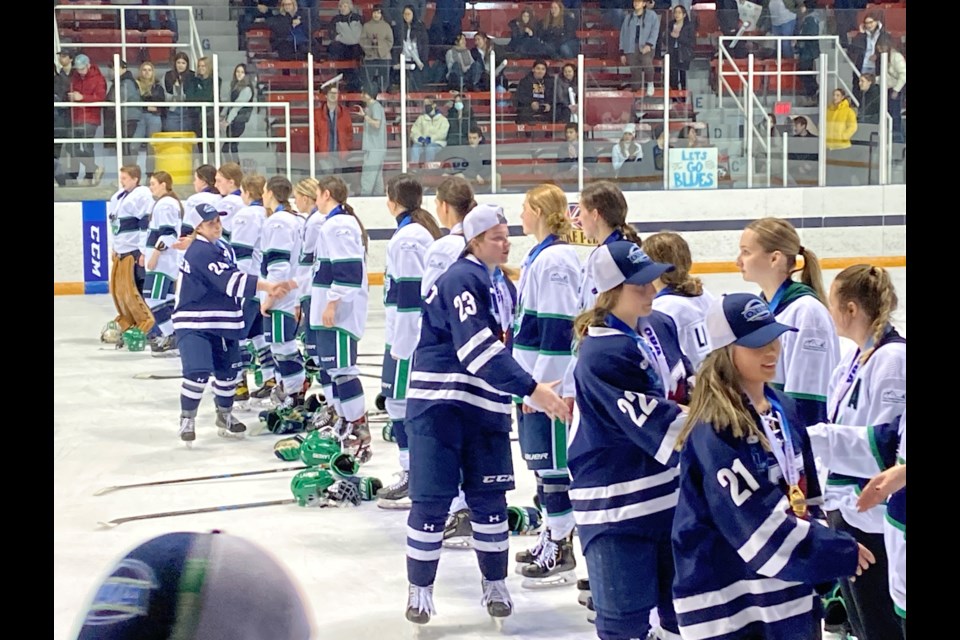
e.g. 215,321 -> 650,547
142,0 -> 179,41
444,125 -> 489,188
833,0 -> 868,48
410,97 -> 449,165
472,31 -> 508,91
221,63 -> 255,165
795,0 -> 820,105
848,11 -> 884,102
856,73 -> 880,125
445,92 -> 475,148
509,7 -> 549,58
826,87 -> 857,150
393,4 -> 430,91
446,33 -> 483,91
666,3 -> 694,90
270,0 -> 312,61
792,114 -> 817,137
186,56 -> 220,153
790,115 -> 817,180
238,1 -> 278,48
758,0 -> 798,59
67,54 -> 106,186
619,0 -> 660,95
430,0 -> 467,55
602,0 -> 631,31
670,0 -> 692,13
314,84 -> 355,174
54,60 -> 72,187
557,122 -> 580,173
132,61 -> 166,175
361,5 -> 394,94
555,62 -> 578,123
541,1 -> 580,60
875,35 -> 906,143
103,59 -> 140,168
358,84 -> 387,196
329,0 -> 363,60
677,122 -> 709,147
516,60 -> 556,124
385,0 -> 426,29
652,125 -> 666,171
612,122 -> 643,188
163,52 -> 194,133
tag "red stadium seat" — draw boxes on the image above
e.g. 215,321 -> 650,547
145,29 -> 175,64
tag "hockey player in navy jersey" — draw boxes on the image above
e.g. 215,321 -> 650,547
172,203 -> 290,445
377,175 -> 443,509
737,218 -> 840,425
569,240 -> 690,640
309,176 -> 372,455
403,205 -> 570,628
671,293 -> 876,640
511,184 -> 582,587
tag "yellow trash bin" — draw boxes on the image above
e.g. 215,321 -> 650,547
150,131 -> 196,186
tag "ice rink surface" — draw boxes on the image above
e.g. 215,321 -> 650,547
54,270 -> 905,640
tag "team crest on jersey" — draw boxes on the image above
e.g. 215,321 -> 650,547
427,257 -> 447,270
741,299 -> 772,322
335,228 -> 351,237
83,559 -> 158,626
881,389 -> 907,404
801,337 -> 827,352
627,245 -> 650,264
399,241 -> 421,252
549,271 -> 570,285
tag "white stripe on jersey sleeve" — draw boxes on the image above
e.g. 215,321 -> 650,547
655,413 -> 687,465
679,593 -> 814,640
756,517 -> 811,577
457,327 -> 495,361
738,496 -> 791,563
572,489 -> 678,525
569,467 -> 678,501
405,388 -> 513,415
673,577 -> 805,614
411,371 -> 503,395
466,341 -> 505,374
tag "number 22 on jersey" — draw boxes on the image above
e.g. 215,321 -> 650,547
617,390 -> 659,428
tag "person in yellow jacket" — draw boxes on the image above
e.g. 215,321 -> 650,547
826,88 -> 858,150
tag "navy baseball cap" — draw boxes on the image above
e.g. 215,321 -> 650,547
74,531 -> 314,640
706,293 -> 798,349
588,241 -> 674,293
196,203 -> 225,222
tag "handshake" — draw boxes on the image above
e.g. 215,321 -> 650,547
416,136 -> 432,145
259,278 -> 295,298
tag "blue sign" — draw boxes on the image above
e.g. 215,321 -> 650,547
82,201 -> 109,294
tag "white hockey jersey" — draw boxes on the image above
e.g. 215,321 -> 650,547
384,214 -> 435,360
259,206 -> 304,315
217,191 -> 245,242
145,195 -> 182,280
230,201 -> 266,280
181,188 -> 222,237
652,287 -> 716,372
513,236 -> 581,403
107,185 -> 154,255
299,209 -> 324,303
823,327 -> 906,533
309,208 -> 369,341
421,223 -> 465,296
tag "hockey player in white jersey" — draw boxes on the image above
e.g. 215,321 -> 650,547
402,205 -> 571,628
107,164 -> 154,293
820,264 -> 907,640
511,184 -> 582,588
671,293 -> 876,640
309,176 -> 372,458
643,231 -> 716,371
173,203 -> 290,445
180,165 -> 221,240
229,174 -> 276,405
142,171 -> 183,353
737,217 -> 840,426
293,178 -> 326,396
376,174 -> 444,509
214,162 -> 245,243
259,176 -> 307,423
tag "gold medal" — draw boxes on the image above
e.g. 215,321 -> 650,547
789,484 -> 807,518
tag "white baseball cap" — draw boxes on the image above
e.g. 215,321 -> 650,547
588,240 -> 674,293
463,204 -> 508,242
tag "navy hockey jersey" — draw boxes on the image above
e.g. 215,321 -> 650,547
569,314 -> 689,552
407,256 -> 537,432
672,388 -> 860,640
172,236 -> 258,339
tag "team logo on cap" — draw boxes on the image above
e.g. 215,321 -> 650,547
83,559 -> 159,626
742,299 -> 772,322
627,245 -> 650,264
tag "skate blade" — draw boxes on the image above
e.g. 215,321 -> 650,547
520,569 -> 577,590
181,439 -> 194,448
441,537 -> 473,550
377,498 -> 412,510
513,562 -> 534,576
218,428 -> 246,440
490,615 -> 508,632
577,591 -> 592,607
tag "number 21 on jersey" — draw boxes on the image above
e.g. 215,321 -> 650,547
717,458 -> 761,506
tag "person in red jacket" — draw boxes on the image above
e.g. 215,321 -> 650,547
67,54 -> 107,186
313,84 -> 355,176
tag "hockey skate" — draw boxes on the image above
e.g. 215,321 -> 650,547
514,527 -> 550,574
216,408 -> 247,439
337,415 -> 373,463
149,333 -> 178,356
179,416 -> 196,447
405,584 -> 435,626
376,470 -> 411,510
481,579 -> 513,630
577,578 -> 592,608
520,535 -> 577,589
441,508 -> 473,549
307,404 -> 339,433
249,378 -> 278,406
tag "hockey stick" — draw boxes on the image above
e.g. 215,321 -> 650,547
94,465 -> 309,496
97,498 -> 297,529
133,371 -> 181,380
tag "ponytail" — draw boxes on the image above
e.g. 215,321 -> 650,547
832,264 -> 899,365
579,181 -> 641,245
341,202 -> 370,253
747,217 -> 827,304
265,175 -> 293,217
796,245 -> 827,304
642,231 -> 704,296
387,173 -> 443,239
317,176 -> 369,253
573,287 -> 621,342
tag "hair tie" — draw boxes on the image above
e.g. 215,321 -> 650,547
798,245 -> 806,255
